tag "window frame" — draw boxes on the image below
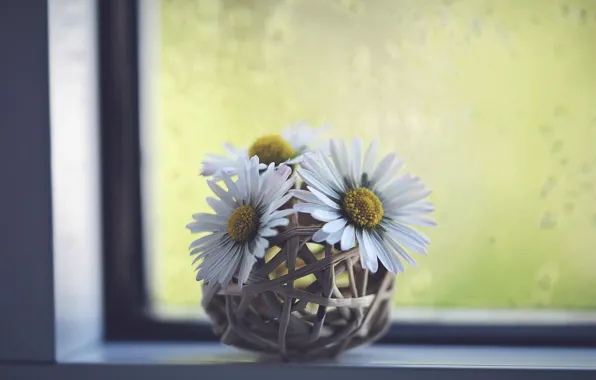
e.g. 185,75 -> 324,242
99,0 -> 596,347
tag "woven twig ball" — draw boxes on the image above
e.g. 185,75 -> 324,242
202,216 -> 396,360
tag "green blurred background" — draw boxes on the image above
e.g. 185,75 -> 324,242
148,0 -> 596,312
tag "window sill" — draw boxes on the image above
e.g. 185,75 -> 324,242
63,342 -> 596,368
2,343 -> 595,379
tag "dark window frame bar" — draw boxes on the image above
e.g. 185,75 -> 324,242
99,0 -> 596,346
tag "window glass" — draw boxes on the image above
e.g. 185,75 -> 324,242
144,0 -> 596,317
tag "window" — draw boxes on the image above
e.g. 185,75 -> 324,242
102,0 -> 596,345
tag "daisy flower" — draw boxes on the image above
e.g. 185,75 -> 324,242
187,156 -> 296,288
291,139 -> 435,274
200,122 -> 325,178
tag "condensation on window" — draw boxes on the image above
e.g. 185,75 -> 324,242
149,0 -> 596,312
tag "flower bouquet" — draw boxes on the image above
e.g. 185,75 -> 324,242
187,124 -> 435,360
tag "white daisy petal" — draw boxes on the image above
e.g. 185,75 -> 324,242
253,236 -> 269,258
219,246 -> 243,285
329,139 -> 347,177
306,185 -> 341,209
322,217 -> 348,234
282,122 -> 325,154
340,224 -> 356,251
199,243 -> 237,282
351,138 -> 363,184
370,230 -> 404,274
294,138 -> 434,275
186,220 -> 224,233
385,218 -> 430,244
355,229 -> 369,270
223,143 -> 245,157
238,250 -> 257,288
200,143 -> 248,178
206,196 -> 231,217
312,209 -> 342,222
382,220 -> 429,254
362,140 -> 379,180
361,229 -> 379,273
204,242 -> 237,275
374,158 -> 405,191
393,215 -> 437,227
298,169 -> 341,200
190,249 -> 210,264
221,174 -> 241,201
189,231 -> 226,250
393,201 -> 435,215
273,164 -> 292,182
382,182 -> 426,206
207,180 -> 236,208
290,189 -> 325,205
370,153 -> 396,188
255,163 -> 276,205
303,153 -> 340,192
318,151 -> 347,192
248,156 -> 260,201
264,218 -> 290,228
268,193 -> 293,212
339,139 -> 355,186
189,154 -> 296,287
261,165 -> 295,206
325,227 -> 344,245
268,176 -> 296,206
191,246 -> 222,265
377,173 -> 418,199
385,236 -> 418,267
387,188 -> 433,209
200,156 -> 236,177
285,155 -> 304,165
267,208 -> 295,220
194,234 -> 232,252
258,228 -> 277,237
191,212 -> 227,224
312,228 -> 329,243
294,202 -> 334,214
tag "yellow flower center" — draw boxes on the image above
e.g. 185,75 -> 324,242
227,205 -> 259,242
248,134 -> 296,165
343,188 -> 384,229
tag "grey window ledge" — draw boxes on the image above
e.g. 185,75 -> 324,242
2,343 -> 595,380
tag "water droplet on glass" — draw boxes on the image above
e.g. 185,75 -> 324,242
539,123 -> 553,136
553,105 -> 568,118
551,139 -> 564,154
535,264 -> 559,292
539,212 -> 557,229
580,8 -> 588,24
561,4 -> 570,17
581,181 -> 594,192
353,47 -> 371,73
471,19 -> 482,36
537,275 -> 552,291
540,176 -> 556,198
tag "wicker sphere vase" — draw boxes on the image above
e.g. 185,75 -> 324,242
202,215 -> 396,361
